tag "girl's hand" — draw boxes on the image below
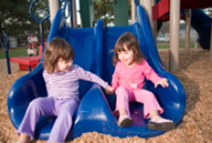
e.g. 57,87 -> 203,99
155,78 -> 169,88
105,85 -> 115,95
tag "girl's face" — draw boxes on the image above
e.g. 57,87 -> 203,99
117,44 -> 135,67
54,57 -> 73,72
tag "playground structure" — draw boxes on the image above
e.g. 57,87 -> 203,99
1,34 -> 42,74
6,0 -> 186,140
1,2 -> 49,74
26,35 -> 39,56
4,0 -> 212,141
150,0 -> 212,71
140,0 -> 212,71
70,0 -> 212,71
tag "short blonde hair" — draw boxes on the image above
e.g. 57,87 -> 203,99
113,32 -> 145,65
43,37 -> 75,74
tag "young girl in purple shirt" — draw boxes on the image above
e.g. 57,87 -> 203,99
16,37 -> 114,143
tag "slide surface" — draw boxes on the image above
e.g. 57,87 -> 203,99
7,5 -> 186,140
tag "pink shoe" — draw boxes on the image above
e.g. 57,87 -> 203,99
147,116 -> 175,131
118,114 -> 133,127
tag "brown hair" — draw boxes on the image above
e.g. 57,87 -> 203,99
43,37 -> 75,74
112,32 -> 145,65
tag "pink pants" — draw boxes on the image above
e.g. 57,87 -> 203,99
115,86 -> 164,119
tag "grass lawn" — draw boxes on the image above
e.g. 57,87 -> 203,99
0,48 -> 29,59
157,41 -> 196,49
0,41 -> 196,59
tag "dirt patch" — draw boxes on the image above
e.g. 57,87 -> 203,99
0,49 -> 212,143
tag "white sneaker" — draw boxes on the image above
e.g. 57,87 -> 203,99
118,114 -> 133,127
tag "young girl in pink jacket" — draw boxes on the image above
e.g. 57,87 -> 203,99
111,32 -> 175,131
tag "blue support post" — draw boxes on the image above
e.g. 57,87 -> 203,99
1,33 -> 11,74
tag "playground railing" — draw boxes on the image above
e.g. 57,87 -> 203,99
1,33 -> 11,74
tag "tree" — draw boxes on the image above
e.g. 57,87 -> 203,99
94,0 -> 114,25
0,0 -> 49,39
93,0 -> 131,26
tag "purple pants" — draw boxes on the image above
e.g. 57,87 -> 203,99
16,97 -> 79,143
115,86 -> 164,118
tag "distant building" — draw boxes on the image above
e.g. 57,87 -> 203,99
179,23 -> 198,41
157,32 -> 166,42
8,37 -> 18,48
157,22 -> 198,42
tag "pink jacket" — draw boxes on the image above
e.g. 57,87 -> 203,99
112,59 -> 162,91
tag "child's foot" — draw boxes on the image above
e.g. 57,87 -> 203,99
118,113 -> 134,127
147,116 -> 175,131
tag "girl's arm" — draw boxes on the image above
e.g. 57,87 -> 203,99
75,65 -> 114,94
75,65 -> 107,87
142,59 -> 162,84
111,65 -> 120,90
155,78 -> 169,88
142,60 -> 169,88
105,85 -> 115,95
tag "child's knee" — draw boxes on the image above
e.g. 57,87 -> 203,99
115,86 -> 127,94
28,98 -> 44,109
60,102 -> 77,117
145,92 -> 156,101
115,87 -> 130,102
29,99 -> 39,107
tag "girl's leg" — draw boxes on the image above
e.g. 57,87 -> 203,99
19,133 -> 30,143
133,89 -> 163,119
148,109 -> 175,131
115,86 -> 131,116
115,86 -> 133,127
17,97 -> 55,142
47,98 -> 79,143
133,89 -> 175,131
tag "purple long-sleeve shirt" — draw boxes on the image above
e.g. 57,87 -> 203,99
43,64 -> 108,101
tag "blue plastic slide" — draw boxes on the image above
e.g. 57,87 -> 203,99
191,9 -> 212,50
7,5 -> 186,140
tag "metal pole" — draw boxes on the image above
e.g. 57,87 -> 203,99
210,20 -> 212,62
131,0 -> 135,24
72,0 -> 77,28
5,51 -> 11,74
141,0 -> 153,28
1,33 -> 11,74
185,9 -> 191,55
169,0 -> 180,71
49,0 -> 60,23
152,0 -> 157,42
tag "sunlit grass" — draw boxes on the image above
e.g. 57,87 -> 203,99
157,41 -> 196,49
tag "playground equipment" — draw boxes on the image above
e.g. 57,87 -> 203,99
153,0 -> 212,50
190,9 -> 212,50
1,2 -> 49,74
152,0 -> 212,70
7,0 -> 186,141
1,34 -> 42,73
26,35 -> 38,56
